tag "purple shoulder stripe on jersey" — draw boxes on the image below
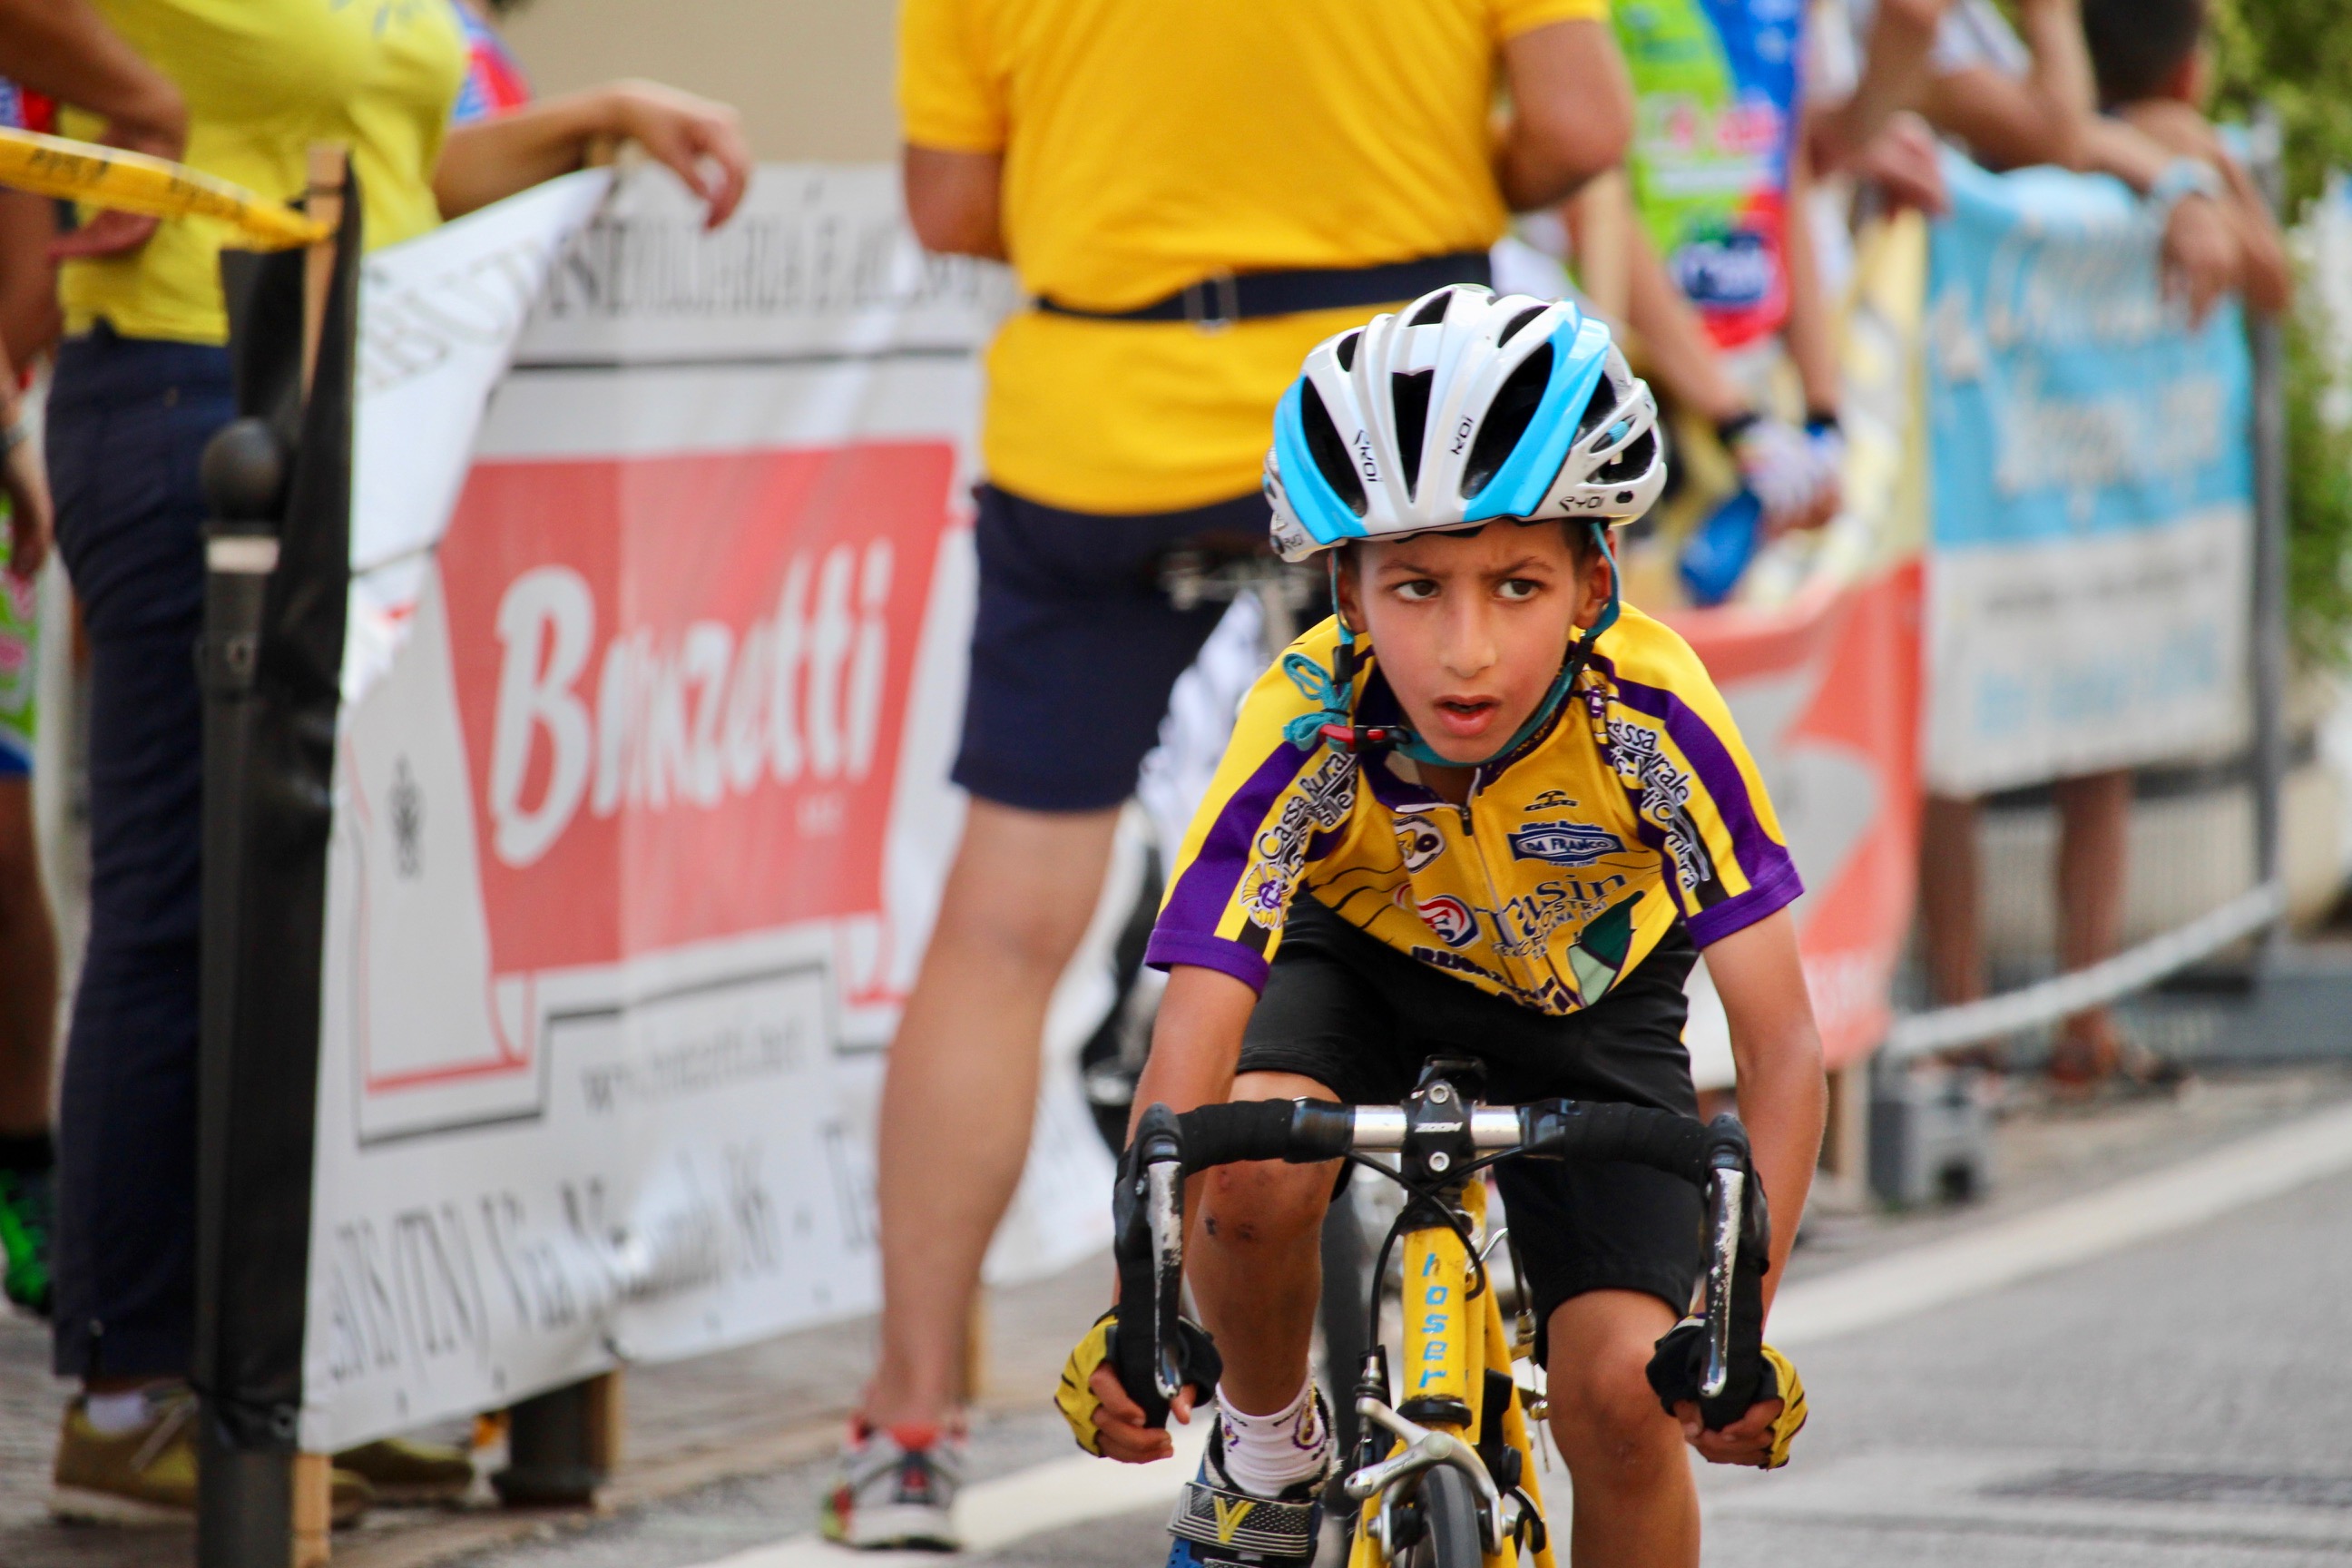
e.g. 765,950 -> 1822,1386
1686,855 -> 1805,947
1155,740 -> 1320,944
1597,660 -> 1789,887
1143,929 -> 1271,993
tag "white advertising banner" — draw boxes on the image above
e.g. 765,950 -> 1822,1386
300,167 -> 1115,1452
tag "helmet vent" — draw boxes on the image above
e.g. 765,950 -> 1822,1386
1391,370 -> 1434,496
1407,292 -> 1453,328
1336,330 -> 1361,371
1594,428 -> 1656,485
1299,378 -> 1368,517
1497,305 -> 1547,346
1459,344 -> 1553,498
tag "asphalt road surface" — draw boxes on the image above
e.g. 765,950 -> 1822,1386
456,1134 -> 2352,1568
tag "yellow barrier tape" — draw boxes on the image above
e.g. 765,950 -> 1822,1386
0,126 -> 328,250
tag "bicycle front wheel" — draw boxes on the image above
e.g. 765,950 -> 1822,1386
1394,1465 -> 1484,1568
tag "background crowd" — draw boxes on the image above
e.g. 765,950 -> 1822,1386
0,0 -> 2328,1546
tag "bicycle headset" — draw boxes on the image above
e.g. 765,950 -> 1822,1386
1264,283 -> 1667,770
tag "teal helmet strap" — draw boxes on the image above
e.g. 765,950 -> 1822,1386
1286,525 -> 1622,769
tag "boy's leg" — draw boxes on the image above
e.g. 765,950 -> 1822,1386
1544,1289 -> 1700,1568
1187,1071 -> 1342,1413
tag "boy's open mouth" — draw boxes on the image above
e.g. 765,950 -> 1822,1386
1432,696 -> 1501,739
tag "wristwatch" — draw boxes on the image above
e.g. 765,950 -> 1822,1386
2147,157 -> 2225,218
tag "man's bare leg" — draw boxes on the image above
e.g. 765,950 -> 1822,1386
1185,1071 -> 1338,1414
862,799 -> 1122,1430
0,779 -> 57,1135
1917,792 -> 1985,1010
2052,769 -> 2132,1081
1545,1289 -> 1699,1568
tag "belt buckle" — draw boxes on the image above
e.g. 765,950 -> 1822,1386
1184,270 -> 1240,334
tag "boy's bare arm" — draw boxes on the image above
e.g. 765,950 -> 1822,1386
1700,909 -> 1827,1314
1125,964 -> 1258,1142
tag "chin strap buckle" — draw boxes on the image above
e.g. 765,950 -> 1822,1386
1319,721 -> 1408,754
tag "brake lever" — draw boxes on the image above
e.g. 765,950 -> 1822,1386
1145,1154 -> 1186,1403
1700,1161 -> 1744,1401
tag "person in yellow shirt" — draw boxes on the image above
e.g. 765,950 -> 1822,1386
837,0 -> 1635,1550
0,0 -> 749,1525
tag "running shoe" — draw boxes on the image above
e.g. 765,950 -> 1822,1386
820,1422 -> 965,1550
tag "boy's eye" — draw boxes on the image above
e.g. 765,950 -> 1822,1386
1392,578 -> 1440,603
1497,578 -> 1542,601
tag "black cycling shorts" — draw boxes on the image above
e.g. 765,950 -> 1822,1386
1235,896 -> 1703,1354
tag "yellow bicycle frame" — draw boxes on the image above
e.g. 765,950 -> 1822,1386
1350,1180 -> 1557,1568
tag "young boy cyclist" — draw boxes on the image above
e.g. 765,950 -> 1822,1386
1057,285 -> 1827,1567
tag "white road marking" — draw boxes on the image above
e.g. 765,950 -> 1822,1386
690,1100 -> 2352,1566
1769,1097 -> 2352,1347
701,1420 -> 1208,1567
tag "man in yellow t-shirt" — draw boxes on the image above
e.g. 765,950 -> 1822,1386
837,0 -> 1633,1552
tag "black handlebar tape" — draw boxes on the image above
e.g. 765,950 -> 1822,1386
1521,1100 -> 1711,1184
1175,1098 -> 1346,1172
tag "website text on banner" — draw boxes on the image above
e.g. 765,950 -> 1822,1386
298,168 -> 1127,1455
1925,149 -> 2254,797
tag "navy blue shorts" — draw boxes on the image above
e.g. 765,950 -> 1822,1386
951,483 -> 1264,812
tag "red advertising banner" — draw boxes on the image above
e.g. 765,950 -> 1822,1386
1673,561 -> 1925,1069
437,444 -> 959,975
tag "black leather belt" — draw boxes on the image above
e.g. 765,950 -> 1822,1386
1034,250 -> 1493,328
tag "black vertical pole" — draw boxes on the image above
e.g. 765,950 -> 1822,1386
194,420 -> 295,1561
193,152 -> 361,1567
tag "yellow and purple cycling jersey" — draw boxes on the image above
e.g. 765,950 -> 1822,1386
1146,610 -> 1801,1015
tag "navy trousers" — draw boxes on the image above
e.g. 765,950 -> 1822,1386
46,326 -> 235,1378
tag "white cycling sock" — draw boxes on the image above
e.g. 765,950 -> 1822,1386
1216,1380 -> 1328,1497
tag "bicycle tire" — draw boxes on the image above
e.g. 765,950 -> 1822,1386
1393,1465 -> 1484,1568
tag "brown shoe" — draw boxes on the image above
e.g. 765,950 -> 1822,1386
52,1386 -> 375,1527
335,1435 -> 476,1505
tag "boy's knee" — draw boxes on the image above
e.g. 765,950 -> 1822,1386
1200,1160 -> 1329,1252
1546,1316 -> 1679,1476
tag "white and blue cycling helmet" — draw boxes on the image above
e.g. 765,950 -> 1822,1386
1263,285 -> 1666,769
1265,284 -> 1665,562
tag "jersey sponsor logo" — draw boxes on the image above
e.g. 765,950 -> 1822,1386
1507,819 -> 1625,867
1243,749 -> 1357,928
1410,945 -> 1504,985
1605,716 -> 1720,899
1528,789 -> 1580,810
1566,892 -> 1642,1004
1395,816 -> 1445,871
1491,875 -> 1620,959
1415,894 -> 1477,947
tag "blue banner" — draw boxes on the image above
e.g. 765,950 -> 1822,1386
1924,151 -> 2254,791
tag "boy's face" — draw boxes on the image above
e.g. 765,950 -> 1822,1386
1337,523 -> 1612,768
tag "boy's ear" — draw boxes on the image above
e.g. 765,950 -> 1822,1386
1573,536 -> 1615,631
1333,555 -> 1364,633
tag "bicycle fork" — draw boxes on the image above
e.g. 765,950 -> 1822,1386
1346,1185 -> 1555,1568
